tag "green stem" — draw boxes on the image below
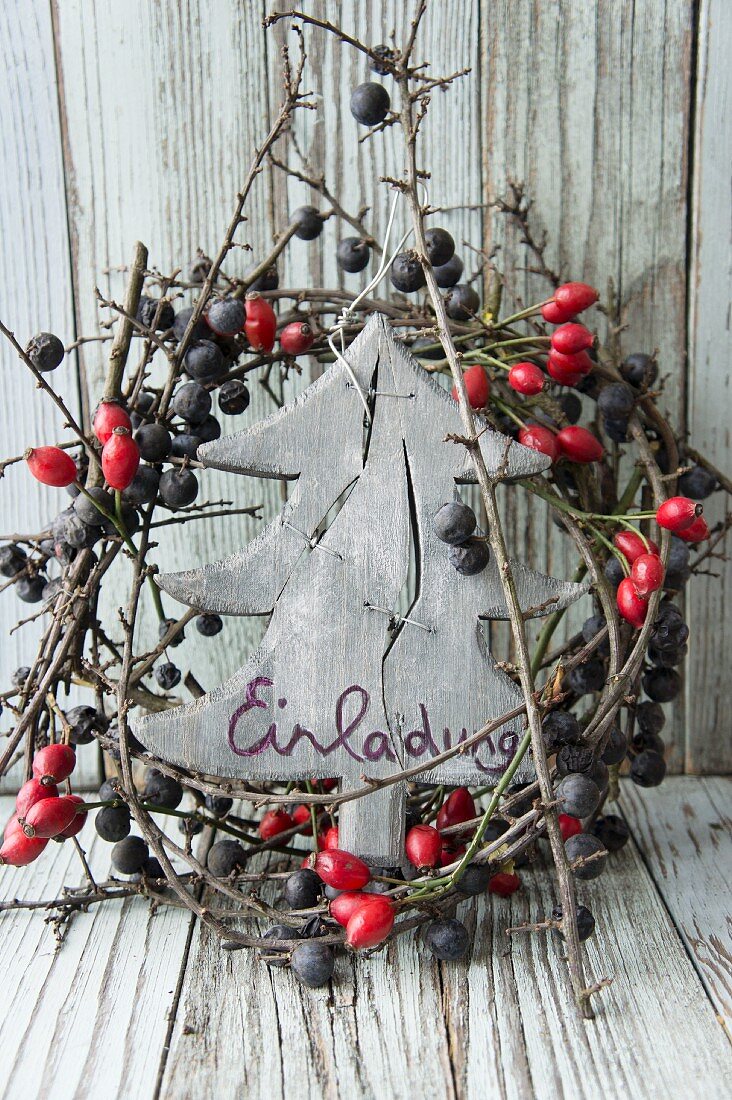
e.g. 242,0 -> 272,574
492,396 -> 527,429
409,728 -> 533,899
499,300 -> 553,326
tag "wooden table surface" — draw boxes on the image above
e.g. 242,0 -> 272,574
0,776 -> 729,1100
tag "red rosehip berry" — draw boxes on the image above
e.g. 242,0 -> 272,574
548,348 -> 593,376
244,293 -> 277,353
488,871 -> 521,898
292,804 -> 314,835
631,553 -> 665,598
541,299 -> 576,324
518,424 -> 560,464
345,895 -> 395,950
22,794 -> 78,838
613,530 -> 659,564
32,743 -> 76,784
656,496 -> 702,532
616,576 -> 648,628
451,364 -> 490,409
329,891 -> 370,928
550,323 -> 593,356
556,426 -> 603,464
313,848 -> 371,890
258,808 -> 294,839
93,400 -> 131,444
101,427 -> 140,490
58,795 -> 87,839
554,282 -> 599,315
676,515 -> 709,543
25,446 -> 77,487
322,825 -> 339,850
280,321 -> 315,356
547,359 -> 583,387
15,777 -> 59,819
440,842 -> 466,866
405,824 -> 442,870
3,813 -> 22,839
508,362 -> 545,396
320,778 -> 338,792
0,828 -> 49,866
559,814 -> 583,841
436,787 -> 476,833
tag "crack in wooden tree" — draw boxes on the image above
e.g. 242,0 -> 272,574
134,316 -> 587,862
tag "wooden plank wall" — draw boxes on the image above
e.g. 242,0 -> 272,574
0,0 -> 729,773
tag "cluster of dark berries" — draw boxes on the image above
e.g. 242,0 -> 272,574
432,500 -> 489,575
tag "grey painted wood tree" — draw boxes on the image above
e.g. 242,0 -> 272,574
135,315 -> 587,861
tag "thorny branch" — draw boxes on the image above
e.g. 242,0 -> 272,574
0,0 -> 728,1020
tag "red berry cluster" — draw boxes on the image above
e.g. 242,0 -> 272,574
0,744 -> 84,867
614,498 -> 708,628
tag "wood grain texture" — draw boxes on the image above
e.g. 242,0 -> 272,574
159,780 -> 731,1100
0,798 -> 197,1100
480,0 -> 695,770
0,1 -> 95,790
136,318 -> 585,861
51,0 -> 285,702
441,832 -> 731,1099
621,775 -> 732,1023
685,0 -> 732,773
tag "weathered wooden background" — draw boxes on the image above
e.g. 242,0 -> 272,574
0,0 -> 729,779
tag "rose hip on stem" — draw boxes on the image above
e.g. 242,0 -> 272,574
451,364 -> 490,409
330,891 -> 370,928
258,808 -> 293,839
93,399 -> 131,444
22,794 -> 78,838
280,321 -> 315,355
656,497 -> 702,532
550,323 -> 594,355
244,293 -> 277,353
0,829 -> 49,866
489,872 -> 521,897
518,424 -> 560,463
556,426 -> 604,464
676,515 -> 709,543
313,848 -> 371,890
613,530 -> 659,564
345,895 -> 395,949
58,795 -> 87,839
554,282 -> 599,314
541,299 -> 575,324
33,743 -> 76,784
548,348 -> 593,376
508,361 -> 545,395
101,427 -> 140,490
15,777 -> 58,818
631,553 -> 665,597
617,576 -> 648,628
405,823 -> 442,869
25,446 -> 77,487
436,786 -> 476,832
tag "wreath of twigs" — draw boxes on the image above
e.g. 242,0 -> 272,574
1,4 -> 730,1020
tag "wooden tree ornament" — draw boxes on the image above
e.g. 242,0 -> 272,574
134,315 -> 587,862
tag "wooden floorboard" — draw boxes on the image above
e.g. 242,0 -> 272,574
0,799 -> 197,1100
1,779 -> 730,1100
621,775 -> 732,1025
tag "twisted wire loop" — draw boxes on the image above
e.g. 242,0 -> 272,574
281,518 -> 343,560
364,600 -> 435,634
327,186 -> 427,421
